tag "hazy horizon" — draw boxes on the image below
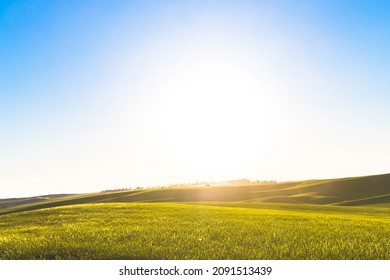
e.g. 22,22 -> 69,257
2,171 -> 390,200
1,1 -> 390,198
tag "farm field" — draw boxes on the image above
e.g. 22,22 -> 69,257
0,202 -> 389,260
0,173 -> 389,260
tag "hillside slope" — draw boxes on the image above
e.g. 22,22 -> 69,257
1,173 -> 389,215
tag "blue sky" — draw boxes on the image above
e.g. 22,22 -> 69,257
1,0 -> 390,198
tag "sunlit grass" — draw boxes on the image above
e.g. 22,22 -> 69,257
0,203 -> 389,259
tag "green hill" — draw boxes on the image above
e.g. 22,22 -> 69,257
1,173 -> 389,260
1,173 -> 389,216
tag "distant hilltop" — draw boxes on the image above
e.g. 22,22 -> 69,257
1,172 -> 389,216
101,178 -> 277,193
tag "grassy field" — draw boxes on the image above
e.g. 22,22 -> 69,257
0,202 -> 389,260
0,173 -> 389,260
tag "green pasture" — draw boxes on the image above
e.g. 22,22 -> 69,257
1,173 -> 389,259
0,202 -> 389,260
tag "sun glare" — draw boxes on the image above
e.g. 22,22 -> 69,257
136,55 -> 277,181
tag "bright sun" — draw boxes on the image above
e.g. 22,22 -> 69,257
134,54 -> 278,181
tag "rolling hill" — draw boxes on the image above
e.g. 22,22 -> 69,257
1,172 -> 389,216
1,173 -> 389,260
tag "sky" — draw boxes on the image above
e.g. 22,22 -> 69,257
1,0 -> 390,198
